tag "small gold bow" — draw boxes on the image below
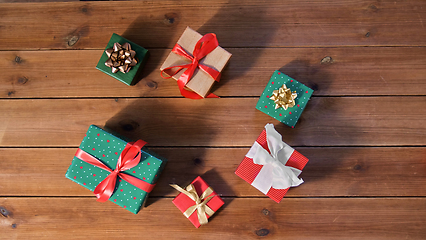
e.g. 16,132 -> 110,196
269,84 -> 297,110
170,183 -> 216,226
105,42 -> 138,74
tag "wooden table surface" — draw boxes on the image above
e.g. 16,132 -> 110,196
1,0 -> 425,239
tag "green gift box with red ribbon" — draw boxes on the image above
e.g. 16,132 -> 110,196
65,125 -> 167,214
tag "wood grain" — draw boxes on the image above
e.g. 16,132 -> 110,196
0,147 -> 424,197
0,0 -> 426,50
0,197 -> 425,239
0,97 -> 424,147
2,47 -> 426,98
1,1 -> 425,238
0,0 -> 77,2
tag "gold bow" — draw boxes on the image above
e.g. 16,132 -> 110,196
105,42 -> 138,74
170,183 -> 216,226
269,84 -> 297,110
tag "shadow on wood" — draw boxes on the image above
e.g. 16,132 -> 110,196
201,168 -> 235,197
197,0 -> 278,95
279,59 -> 330,95
275,59 -> 357,185
200,168 -> 235,220
104,98 -> 221,204
122,14 -> 179,85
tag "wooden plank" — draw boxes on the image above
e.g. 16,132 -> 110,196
0,147 -> 424,197
1,0 -> 426,50
0,0 -> 77,2
0,197 -> 424,239
0,97 -> 424,147
2,47 -> 426,98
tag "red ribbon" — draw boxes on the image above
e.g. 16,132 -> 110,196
74,140 -> 155,202
161,33 -> 221,99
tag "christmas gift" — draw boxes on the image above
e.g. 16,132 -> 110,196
66,125 -> 167,213
170,176 -> 224,228
235,123 -> 309,203
160,26 -> 232,99
256,70 -> 313,128
96,33 -> 149,85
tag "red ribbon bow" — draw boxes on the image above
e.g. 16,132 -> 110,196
161,33 -> 221,99
75,140 -> 155,202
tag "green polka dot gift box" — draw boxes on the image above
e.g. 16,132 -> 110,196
256,70 -> 314,128
65,125 -> 167,214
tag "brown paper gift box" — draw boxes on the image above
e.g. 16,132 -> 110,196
160,27 -> 232,98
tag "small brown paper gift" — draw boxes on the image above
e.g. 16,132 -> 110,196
160,27 -> 232,98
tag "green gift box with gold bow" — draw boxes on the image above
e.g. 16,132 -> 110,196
65,125 -> 167,214
96,33 -> 149,86
256,70 -> 314,128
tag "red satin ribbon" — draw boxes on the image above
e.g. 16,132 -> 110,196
74,140 -> 155,202
161,33 -> 221,99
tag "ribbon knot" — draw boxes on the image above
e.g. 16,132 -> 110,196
161,33 -> 221,99
75,139 -> 156,202
246,124 -> 304,194
170,183 -> 216,226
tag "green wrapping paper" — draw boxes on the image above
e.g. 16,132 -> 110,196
256,70 -> 313,128
96,33 -> 149,86
65,125 -> 167,214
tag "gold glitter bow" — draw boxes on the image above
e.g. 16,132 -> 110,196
170,183 -> 216,226
105,42 -> 138,74
269,84 -> 297,110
